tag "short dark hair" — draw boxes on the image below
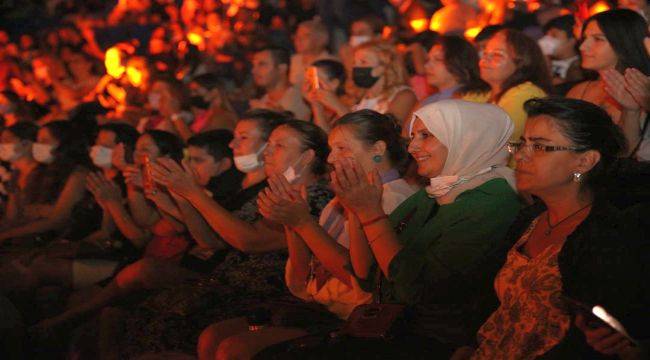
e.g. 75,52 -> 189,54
6,122 -> 38,142
98,122 -> 139,148
543,15 -> 575,38
257,46 -> 290,67
279,120 -> 330,176
240,109 -> 291,141
334,110 -> 408,172
524,97 -> 627,193
187,129 -> 234,162
143,130 -> 184,162
583,9 -> 650,74
312,59 -> 346,95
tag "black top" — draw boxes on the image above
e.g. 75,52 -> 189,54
505,160 -> 650,358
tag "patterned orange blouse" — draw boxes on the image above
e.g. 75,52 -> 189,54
471,218 -> 571,360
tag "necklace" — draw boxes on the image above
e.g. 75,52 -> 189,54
545,203 -> 593,236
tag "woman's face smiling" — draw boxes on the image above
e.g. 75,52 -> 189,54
408,117 -> 448,178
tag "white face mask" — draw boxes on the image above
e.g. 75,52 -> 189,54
233,143 -> 267,173
282,152 -> 306,184
538,35 -> 562,56
90,145 -> 114,169
349,35 -> 372,48
0,143 -> 22,162
32,143 -> 55,164
148,92 -> 162,110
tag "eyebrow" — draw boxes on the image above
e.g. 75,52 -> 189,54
521,136 -> 552,142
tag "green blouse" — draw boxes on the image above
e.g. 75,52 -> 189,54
381,179 -> 520,344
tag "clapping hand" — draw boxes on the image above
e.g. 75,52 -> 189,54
86,171 -> 122,207
623,68 -> 650,112
602,68 -> 650,112
330,158 -> 383,219
123,164 -> 143,189
258,175 -> 311,227
150,158 -> 202,199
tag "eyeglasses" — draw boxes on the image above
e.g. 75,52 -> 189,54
507,142 -> 587,155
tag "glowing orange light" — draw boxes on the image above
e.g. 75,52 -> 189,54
410,18 -> 428,33
105,47 -> 125,79
589,1 -> 610,15
187,32 -> 203,47
527,1 -> 541,12
430,16 -> 443,32
465,26 -> 482,41
381,26 -> 394,40
106,83 -> 126,104
126,66 -> 143,87
226,4 -> 240,17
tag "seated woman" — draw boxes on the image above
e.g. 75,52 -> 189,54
200,110 -> 417,360
31,129 -> 186,333
303,59 -> 353,133
566,9 -> 649,159
283,100 -> 521,358
108,117 -> 334,358
0,122 -> 39,228
457,97 -> 649,360
5,123 -> 140,292
0,121 -> 92,245
419,35 -> 489,107
470,28 -> 552,142
314,41 -> 418,127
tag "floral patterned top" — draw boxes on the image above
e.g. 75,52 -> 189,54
472,218 -> 571,360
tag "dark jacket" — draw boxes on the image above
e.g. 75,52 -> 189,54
507,160 -> 650,358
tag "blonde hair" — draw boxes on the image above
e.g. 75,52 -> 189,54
353,40 -> 408,95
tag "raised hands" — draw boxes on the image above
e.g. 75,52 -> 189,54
123,164 -> 143,189
602,68 -> 650,112
150,158 -> 203,199
112,143 -> 128,171
258,174 -> 311,227
86,172 -> 122,207
330,158 -> 383,219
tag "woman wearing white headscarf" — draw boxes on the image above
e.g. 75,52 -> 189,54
325,99 -> 522,357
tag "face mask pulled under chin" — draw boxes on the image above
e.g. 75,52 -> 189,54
32,143 -> 55,164
349,35 -> 372,48
352,66 -> 380,89
282,152 -> 307,184
90,145 -> 114,169
538,35 -> 562,56
233,143 -> 267,173
0,143 -> 23,162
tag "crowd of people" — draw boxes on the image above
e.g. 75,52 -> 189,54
0,0 -> 648,359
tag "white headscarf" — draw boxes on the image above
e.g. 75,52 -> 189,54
410,99 -> 516,204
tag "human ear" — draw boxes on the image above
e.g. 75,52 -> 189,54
575,150 -> 601,175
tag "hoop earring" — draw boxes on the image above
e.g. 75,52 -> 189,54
573,172 -> 582,183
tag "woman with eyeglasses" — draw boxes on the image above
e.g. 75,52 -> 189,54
469,29 -> 553,143
455,97 -> 650,359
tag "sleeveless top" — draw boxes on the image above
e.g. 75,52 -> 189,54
352,85 -> 413,115
472,218 -> 571,360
